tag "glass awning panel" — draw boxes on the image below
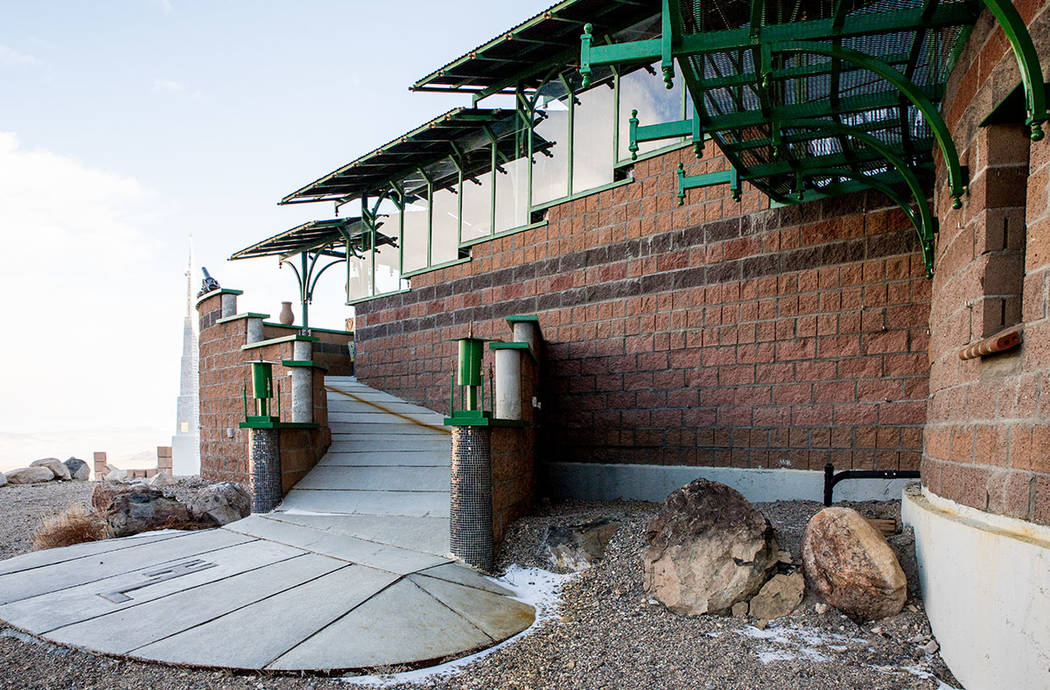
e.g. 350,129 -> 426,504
229,218 -> 371,261
280,108 -> 530,205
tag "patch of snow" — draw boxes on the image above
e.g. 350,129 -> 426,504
737,623 -> 862,665
867,662 -> 960,689
756,649 -> 796,664
340,566 -> 576,688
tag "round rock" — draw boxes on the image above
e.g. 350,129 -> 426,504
63,457 -> 90,481
6,466 -> 56,484
643,479 -> 779,615
801,507 -> 907,621
30,458 -> 71,481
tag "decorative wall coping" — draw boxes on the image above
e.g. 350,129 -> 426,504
216,312 -> 271,325
195,288 -> 243,308
241,334 -> 319,351
263,322 -> 354,336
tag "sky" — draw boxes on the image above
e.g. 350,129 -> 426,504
0,0 -> 553,470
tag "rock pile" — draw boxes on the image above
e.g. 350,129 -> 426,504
1,457 -> 94,486
642,480 -> 909,623
91,480 -> 251,537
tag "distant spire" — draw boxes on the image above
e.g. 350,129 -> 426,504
185,233 -> 194,319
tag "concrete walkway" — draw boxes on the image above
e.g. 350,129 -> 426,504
0,377 -> 534,672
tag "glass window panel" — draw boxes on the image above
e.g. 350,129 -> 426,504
618,65 -> 683,160
430,186 -> 460,265
461,169 -> 492,242
373,212 -> 403,295
572,84 -> 616,194
531,95 -> 570,205
495,156 -> 529,232
401,198 -> 429,273
347,252 -> 372,302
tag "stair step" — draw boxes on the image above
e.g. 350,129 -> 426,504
321,450 -> 449,468
293,466 -> 450,492
279,488 -> 450,518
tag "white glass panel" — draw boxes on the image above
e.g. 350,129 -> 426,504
401,198 -> 429,273
347,252 -> 372,302
618,65 -> 683,160
572,84 -> 616,194
430,186 -> 460,265
373,213 -> 402,294
461,169 -> 492,242
532,96 -> 570,205
495,156 -> 529,232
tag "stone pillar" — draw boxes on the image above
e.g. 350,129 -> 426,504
450,426 -> 493,571
291,340 -> 313,424
512,321 -> 538,352
248,428 -> 281,512
156,446 -> 173,474
220,292 -> 237,318
494,348 -> 522,421
246,316 -> 265,344
93,452 -> 107,480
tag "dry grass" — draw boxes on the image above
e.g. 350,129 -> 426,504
32,505 -> 109,551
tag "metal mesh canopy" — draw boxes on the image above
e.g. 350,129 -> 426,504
671,0 -> 975,202
230,218 -> 365,261
413,0 -> 664,94
280,108 -> 530,205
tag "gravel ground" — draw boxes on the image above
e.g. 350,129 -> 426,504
0,483 -> 959,690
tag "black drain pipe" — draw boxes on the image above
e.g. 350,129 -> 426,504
823,463 -> 920,506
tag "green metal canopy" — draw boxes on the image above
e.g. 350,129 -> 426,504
412,0 -> 667,98
280,108 -> 533,206
577,0 -> 1048,276
230,218 -> 363,261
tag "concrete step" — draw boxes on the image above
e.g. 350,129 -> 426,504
327,438 -> 449,453
328,411 -> 446,426
327,423 -> 449,436
293,465 -> 450,492
278,488 -> 450,518
320,450 -> 449,467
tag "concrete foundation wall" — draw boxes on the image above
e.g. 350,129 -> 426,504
902,485 -> 1050,690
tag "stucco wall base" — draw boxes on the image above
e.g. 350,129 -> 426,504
543,462 -> 915,504
902,485 -> 1050,690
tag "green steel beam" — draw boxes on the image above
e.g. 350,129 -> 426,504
979,0 -> 1048,139
676,164 -> 741,205
772,41 -> 965,209
581,3 -> 977,80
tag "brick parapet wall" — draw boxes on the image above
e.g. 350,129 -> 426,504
197,292 -> 334,491
262,323 -> 354,375
354,145 -> 931,473
925,1 -> 1050,525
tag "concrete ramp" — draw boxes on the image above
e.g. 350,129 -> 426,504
0,377 -> 534,672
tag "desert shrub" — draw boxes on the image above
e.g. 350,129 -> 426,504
32,505 -> 109,550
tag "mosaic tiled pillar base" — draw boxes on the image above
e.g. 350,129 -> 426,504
450,426 -> 494,571
248,428 -> 281,513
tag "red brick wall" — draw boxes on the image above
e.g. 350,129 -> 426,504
924,1 -> 1050,525
197,294 -> 331,490
353,144 -> 931,473
263,323 -> 354,376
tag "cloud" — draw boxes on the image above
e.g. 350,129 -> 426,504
158,0 -> 173,14
153,78 -> 185,93
0,44 -> 39,66
0,132 -> 175,439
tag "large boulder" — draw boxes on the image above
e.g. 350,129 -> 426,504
0,471 -> 7,488
30,458 -> 71,481
537,519 -> 620,571
802,507 -> 907,621
105,467 -> 128,482
93,482 -> 208,537
643,479 -> 779,615
188,482 -> 250,526
149,471 -> 174,488
6,466 -> 56,484
63,457 -> 90,481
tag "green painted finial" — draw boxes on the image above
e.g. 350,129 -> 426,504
580,23 -> 594,89
629,109 -> 640,160
662,65 -> 674,90
951,195 -> 963,210
1031,122 -> 1045,141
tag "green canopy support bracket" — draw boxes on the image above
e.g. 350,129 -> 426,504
979,0 -> 1048,140
676,164 -> 741,205
629,111 -> 704,160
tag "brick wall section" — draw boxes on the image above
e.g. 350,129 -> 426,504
197,292 -> 332,491
353,145 -> 931,473
490,348 -> 539,542
924,0 -> 1050,525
